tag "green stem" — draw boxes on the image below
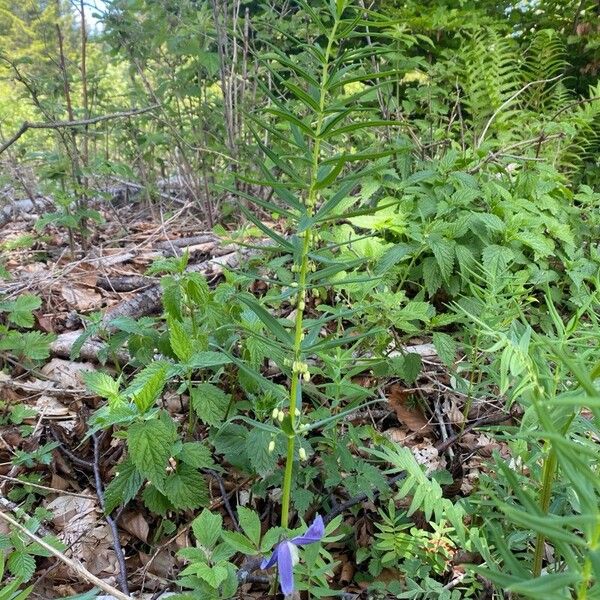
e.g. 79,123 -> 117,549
533,446 -> 557,577
577,519 -> 600,600
280,17 -> 339,530
533,411 -> 575,577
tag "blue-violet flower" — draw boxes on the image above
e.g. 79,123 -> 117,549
261,514 -> 325,596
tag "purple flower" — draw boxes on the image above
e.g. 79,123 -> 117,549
261,515 -> 325,596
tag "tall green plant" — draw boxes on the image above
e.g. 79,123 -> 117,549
230,0 -> 409,528
459,290 -> 600,599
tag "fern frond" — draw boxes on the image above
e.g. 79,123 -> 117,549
460,29 -> 520,143
522,29 -> 570,113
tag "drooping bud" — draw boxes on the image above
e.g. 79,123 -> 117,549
299,447 -> 307,461
268,440 -> 276,453
272,407 -> 280,420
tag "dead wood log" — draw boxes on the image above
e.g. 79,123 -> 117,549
48,242 -> 271,362
50,330 -> 129,364
100,245 -> 262,327
96,275 -> 156,292
154,234 -> 216,250
0,197 -> 53,228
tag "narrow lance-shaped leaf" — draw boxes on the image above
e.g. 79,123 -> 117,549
238,295 -> 293,346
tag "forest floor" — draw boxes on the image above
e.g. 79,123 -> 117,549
0,192 -> 512,599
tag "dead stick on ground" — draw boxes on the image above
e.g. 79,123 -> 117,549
93,433 -> 131,596
0,509 -> 132,600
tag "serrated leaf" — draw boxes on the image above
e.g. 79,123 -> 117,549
432,332 -> 457,368
422,257 -> 442,296
482,244 -> 514,277
192,509 -> 222,549
187,351 -> 232,369
192,561 -> 229,588
221,531 -> 257,555
191,383 -> 230,427
103,458 -> 143,514
245,428 -> 277,477
127,417 -> 177,490
165,464 -> 209,510
169,318 -> 193,362
428,236 -> 455,281
125,360 -> 171,395
0,294 -> 41,328
83,371 -> 120,401
178,442 -> 215,469
375,243 -> 417,275
237,506 -> 261,547
397,353 -> 422,383
131,364 -> 168,413
162,283 -> 182,320
7,551 -> 35,581
476,212 -> 505,232
142,484 -> 173,516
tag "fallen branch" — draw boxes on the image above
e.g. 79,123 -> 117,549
154,234 -> 216,250
96,275 -> 157,292
50,330 -> 129,364
0,105 -> 160,155
93,433 -> 130,596
0,197 -> 53,228
101,244 -> 264,328
0,508 -> 132,600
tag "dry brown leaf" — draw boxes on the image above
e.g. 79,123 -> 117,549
411,441 -> 442,473
61,284 -> 102,311
46,494 -> 96,530
121,511 -> 149,543
35,395 -> 71,418
139,548 -> 178,579
337,554 -> 355,584
40,358 -> 96,389
46,494 -> 119,581
383,428 -> 408,443
36,313 -> 55,333
388,385 -> 432,434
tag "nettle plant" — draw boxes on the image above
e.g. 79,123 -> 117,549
0,294 -> 55,366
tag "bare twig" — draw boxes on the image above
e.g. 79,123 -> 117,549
476,75 -> 562,149
92,433 -> 130,595
0,475 -> 96,499
325,472 -> 407,525
0,509 -> 131,600
0,105 -> 159,155
205,469 -> 241,532
434,410 -> 513,454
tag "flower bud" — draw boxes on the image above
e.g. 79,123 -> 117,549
295,408 -> 301,417
268,440 -> 276,453
272,407 -> 279,420
303,371 -> 310,382
299,447 -> 307,461
277,410 -> 285,422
